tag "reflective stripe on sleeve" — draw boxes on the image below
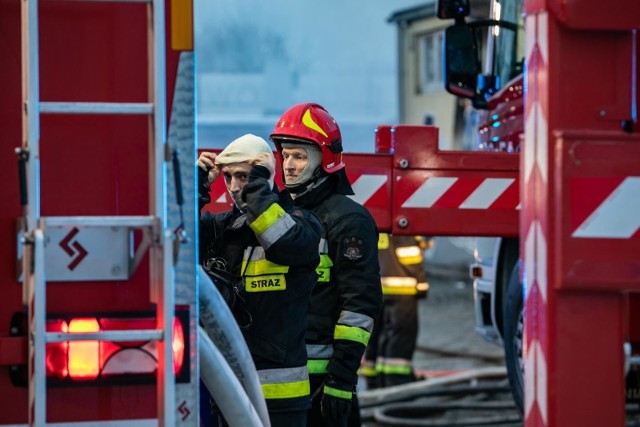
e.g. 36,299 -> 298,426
307,359 -> 329,375
258,366 -> 310,399
338,310 -> 374,333
323,385 -> 352,400
306,344 -> 334,359
249,203 -> 296,249
334,324 -> 371,346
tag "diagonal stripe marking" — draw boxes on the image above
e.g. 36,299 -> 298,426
348,175 -> 387,206
460,178 -> 515,209
401,177 -> 457,208
572,177 -> 640,238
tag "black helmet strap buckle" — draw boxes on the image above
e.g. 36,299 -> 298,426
329,138 -> 343,154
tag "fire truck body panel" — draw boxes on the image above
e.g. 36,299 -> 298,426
0,0 -> 197,423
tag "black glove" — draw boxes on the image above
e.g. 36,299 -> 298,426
320,376 -> 353,427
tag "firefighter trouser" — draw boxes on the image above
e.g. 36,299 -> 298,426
364,294 -> 418,387
307,374 -> 361,427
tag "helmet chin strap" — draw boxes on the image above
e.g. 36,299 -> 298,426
285,168 -> 328,199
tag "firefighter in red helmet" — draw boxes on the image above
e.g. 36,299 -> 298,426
270,103 -> 383,427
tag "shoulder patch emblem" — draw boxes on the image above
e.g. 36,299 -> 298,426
343,237 -> 364,261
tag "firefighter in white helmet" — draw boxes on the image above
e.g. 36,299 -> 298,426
198,134 -> 323,427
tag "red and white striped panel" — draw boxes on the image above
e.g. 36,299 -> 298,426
397,176 -> 519,210
523,10 -> 549,427
571,176 -> 640,239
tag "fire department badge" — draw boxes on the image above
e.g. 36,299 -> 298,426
342,237 -> 364,261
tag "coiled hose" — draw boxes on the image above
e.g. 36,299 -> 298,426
198,266 -> 270,427
358,367 -> 522,426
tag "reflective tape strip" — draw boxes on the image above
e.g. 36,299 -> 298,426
359,360 -> 377,377
380,364 -> 412,375
258,366 -> 310,399
381,277 -> 418,295
242,258 -> 289,276
307,344 -> 334,359
250,204 -> 296,249
382,286 -> 417,296
395,245 -> 423,265
318,238 -> 329,253
258,214 -> 296,249
307,359 -> 329,374
378,357 -> 413,375
316,254 -> 333,283
262,380 -> 310,399
338,310 -> 374,332
250,203 -> 287,235
378,233 -> 389,250
334,324 -> 371,346
324,385 -> 352,400
381,277 -> 418,287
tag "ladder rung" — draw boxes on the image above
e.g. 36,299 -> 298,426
40,102 -> 153,115
43,215 -> 155,228
46,329 -> 163,343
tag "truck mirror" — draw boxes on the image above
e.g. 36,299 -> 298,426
437,0 -> 470,20
443,24 -> 479,100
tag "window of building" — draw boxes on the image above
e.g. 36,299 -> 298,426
416,30 -> 444,93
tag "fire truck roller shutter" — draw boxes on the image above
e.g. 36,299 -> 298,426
199,328 -> 264,426
199,267 -> 271,427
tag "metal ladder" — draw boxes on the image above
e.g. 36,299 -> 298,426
20,0 -> 175,425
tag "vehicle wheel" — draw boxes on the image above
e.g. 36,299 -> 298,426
503,262 -> 525,416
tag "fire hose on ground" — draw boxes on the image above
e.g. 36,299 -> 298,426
357,367 -> 523,426
198,266 -> 270,427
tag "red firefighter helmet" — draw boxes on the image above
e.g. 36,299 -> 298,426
270,103 -> 345,173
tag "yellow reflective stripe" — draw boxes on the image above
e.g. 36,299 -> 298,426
324,385 -> 352,400
315,254 -> 333,283
307,359 -> 329,374
241,259 -> 289,275
382,286 -> 418,295
378,233 -> 389,250
395,246 -> 423,265
261,380 -> 310,399
334,324 -> 371,346
398,255 -> 423,265
359,366 -> 378,377
250,203 -> 286,236
381,365 -> 413,375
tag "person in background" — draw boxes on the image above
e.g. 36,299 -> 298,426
361,233 -> 430,388
270,103 -> 382,427
198,134 -> 323,427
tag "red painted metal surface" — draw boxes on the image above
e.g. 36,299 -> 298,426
522,1 -> 639,426
0,0 -> 181,423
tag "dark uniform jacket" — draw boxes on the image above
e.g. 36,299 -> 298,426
292,177 -> 382,391
199,165 -> 323,412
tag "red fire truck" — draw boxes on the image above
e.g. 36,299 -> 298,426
2,0 -> 639,425
0,0 -> 200,424
435,0 -> 640,421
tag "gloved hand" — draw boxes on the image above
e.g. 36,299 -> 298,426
197,151 -> 219,188
319,376 -> 353,427
249,153 -> 275,181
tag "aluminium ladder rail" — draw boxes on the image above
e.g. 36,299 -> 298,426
20,0 -> 175,425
